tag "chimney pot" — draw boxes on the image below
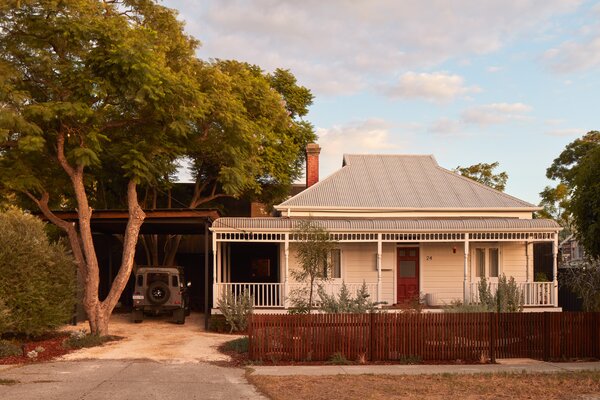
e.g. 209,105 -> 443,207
305,143 -> 320,188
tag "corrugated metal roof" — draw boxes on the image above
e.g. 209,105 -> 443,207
212,217 -> 561,231
277,154 -> 536,209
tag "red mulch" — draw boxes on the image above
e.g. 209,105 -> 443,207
0,333 -> 73,365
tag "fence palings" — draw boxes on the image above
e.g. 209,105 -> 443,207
248,312 -> 600,362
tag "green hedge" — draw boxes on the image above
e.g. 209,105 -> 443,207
0,209 -> 76,337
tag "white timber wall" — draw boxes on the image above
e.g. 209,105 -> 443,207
287,243 -> 396,304
420,242 -> 465,305
500,241 -> 529,282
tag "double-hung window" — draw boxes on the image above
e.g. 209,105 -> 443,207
474,247 -> 499,279
324,249 -> 342,279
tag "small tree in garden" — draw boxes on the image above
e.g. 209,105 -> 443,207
318,281 -> 379,313
477,275 -> 523,312
289,220 -> 336,313
0,209 -> 76,336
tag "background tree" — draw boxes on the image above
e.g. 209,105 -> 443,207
541,131 -> 600,243
561,259 -> 600,311
453,162 -> 508,191
0,209 -> 75,336
157,62 -> 315,265
569,146 -> 600,258
537,183 -> 571,234
289,220 -> 336,313
0,0 -> 204,335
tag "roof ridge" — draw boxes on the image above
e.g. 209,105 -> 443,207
433,164 -> 536,207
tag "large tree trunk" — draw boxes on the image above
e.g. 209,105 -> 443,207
92,181 -> 145,335
48,132 -> 146,335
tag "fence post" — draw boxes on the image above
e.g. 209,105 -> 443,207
248,314 -> 253,360
489,312 -> 496,363
543,312 -> 550,361
369,312 -> 375,361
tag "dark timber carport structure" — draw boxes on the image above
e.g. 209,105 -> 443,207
49,209 -> 219,328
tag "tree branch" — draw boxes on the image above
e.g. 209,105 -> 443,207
23,190 -> 87,280
56,130 -> 76,178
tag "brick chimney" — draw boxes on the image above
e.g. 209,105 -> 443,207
305,143 -> 321,188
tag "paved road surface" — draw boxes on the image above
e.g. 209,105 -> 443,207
0,360 -> 265,400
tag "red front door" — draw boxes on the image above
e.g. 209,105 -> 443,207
397,247 -> 419,303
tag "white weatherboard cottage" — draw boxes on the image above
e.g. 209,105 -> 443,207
210,150 -> 561,311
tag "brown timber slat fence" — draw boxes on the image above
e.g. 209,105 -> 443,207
248,312 -> 600,362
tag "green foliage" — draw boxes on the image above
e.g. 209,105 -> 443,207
289,220 -> 336,313
561,259 -> 600,311
187,60 -> 315,208
0,0 -> 204,207
443,300 -> 491,313
541,131 -> 600,233
327,352 -> 351,365
537,183 -> 571,231
0,340 -> 21,357
217,291 -> 254,333
0,209 -> 76,336
453,162 -> 508,192
318,281 -> 379,313
569,146 -> 600,259
476,275 -> 524,312
223,337 -> 249,354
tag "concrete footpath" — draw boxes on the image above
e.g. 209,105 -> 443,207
0,360 -> 265,400
250,359 -> 600,376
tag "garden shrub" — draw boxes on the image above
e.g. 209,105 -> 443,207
445,275 -> 523,313
327,352 -> 351,365
0,339 -> 21,357
318,281 -> 380,313
64,330 -> 116,349
0,209 -> 76,337
217,291 -> 253,333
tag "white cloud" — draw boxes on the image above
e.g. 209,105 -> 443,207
545,128 -> 584,137
164,0 -> 580,95
385,72 -> 481,102
487,66 -> 503,73
544,36 -> 600,73
461,103 -> 532,125
428,118 -> 461,134
315,119 -> 406,176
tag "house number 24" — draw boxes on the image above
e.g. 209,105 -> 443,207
426,256 -> 433,261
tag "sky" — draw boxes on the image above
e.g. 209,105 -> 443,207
163,0 -> 600,205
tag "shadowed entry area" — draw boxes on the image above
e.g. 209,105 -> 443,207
51,209 -> 218,326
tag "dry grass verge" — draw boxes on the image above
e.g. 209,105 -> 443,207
249,371 -> 600,400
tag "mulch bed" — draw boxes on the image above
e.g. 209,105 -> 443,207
0,333 -> 72,365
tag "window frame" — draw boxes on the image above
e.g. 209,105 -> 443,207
324,248 -> 343,280
472,244 -> 501,281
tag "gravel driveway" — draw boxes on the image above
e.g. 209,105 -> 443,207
60,312 -> 238,363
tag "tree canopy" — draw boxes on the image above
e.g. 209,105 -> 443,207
569,146 -> 600,258
0,0 -> 315,334
453,162 -> 508,192
541,131 -> 600,249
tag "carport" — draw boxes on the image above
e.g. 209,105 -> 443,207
51,209 -> 219,328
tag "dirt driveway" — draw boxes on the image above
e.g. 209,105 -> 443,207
60,312 -> 238,363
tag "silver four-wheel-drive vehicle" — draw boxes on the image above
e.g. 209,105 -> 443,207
131,266 -> 190,324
